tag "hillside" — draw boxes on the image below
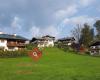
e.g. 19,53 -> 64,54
0,47 -> 100,80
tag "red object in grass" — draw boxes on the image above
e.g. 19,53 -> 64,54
80,46 -> 85,53
28,48 -> 42,61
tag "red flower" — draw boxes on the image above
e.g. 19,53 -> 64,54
28,48 -> 42,61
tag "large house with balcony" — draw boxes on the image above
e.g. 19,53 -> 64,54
89,41 -> 100,55
37,35 -> 55,48
57,37 -> 75,46
0,32 -> 28,51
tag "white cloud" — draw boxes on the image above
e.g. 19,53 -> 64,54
55,4 -> 78,20
79,0 -> 95,7
11,16 -> 21,29
0,0 -> 99,39
42,26 -> 59,37
30,26 -> 40,37
29,25 -> 60,38
55,15 -> 96,38
63,15 -> 95,26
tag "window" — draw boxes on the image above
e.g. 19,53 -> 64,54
1,39 -> 5,43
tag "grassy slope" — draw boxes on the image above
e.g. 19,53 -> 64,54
0,47 -> 100,80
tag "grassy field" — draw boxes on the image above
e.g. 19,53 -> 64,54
0,47 -> 100,80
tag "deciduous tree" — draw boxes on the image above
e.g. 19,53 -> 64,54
71,24 -> 82,43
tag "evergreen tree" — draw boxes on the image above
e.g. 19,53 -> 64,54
81,23 -> 94,47
94,20 -> 100,40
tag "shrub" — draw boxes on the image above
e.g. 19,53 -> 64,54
0,50 -> 28,58
55,42 -> 74,52
25,43 -> 37,50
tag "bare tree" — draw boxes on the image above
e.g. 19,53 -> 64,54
71,24 -> 82,43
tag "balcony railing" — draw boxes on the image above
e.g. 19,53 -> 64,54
7,42 -> 25,47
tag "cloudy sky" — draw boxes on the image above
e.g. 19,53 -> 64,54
0,0 -> 100,39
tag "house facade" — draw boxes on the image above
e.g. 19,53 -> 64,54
89,41 -> 100,55
57,37 -> 75,46
0,32 -> 28,51
37,35 -> 55,48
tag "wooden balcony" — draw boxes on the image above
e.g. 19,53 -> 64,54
7,42 -> 25,47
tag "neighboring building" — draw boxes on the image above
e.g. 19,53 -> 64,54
30,37 -> 38,43
37,35 -> 55,48
57,37 -> 75,46
0,32 -> 28,51
89,41 -> 100,55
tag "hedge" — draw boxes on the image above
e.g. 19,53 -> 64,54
0,50 -> 28,58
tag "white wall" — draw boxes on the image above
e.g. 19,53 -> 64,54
46,40 -> 54,47
0,39 -> 8,50
38,40 -> 54,48
0,40 -> 7,47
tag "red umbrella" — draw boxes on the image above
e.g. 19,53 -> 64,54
28,48 -> 42,61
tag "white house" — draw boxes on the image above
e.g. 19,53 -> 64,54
37,35 -> 55,48
89,41 -> 100,55
0,32 -> 28,51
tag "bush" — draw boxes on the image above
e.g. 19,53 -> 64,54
0,50 -> 28,58
25,43 -> 37,50
55,42 -> 74,52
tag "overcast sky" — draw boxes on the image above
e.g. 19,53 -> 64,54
0,0 -> 100,39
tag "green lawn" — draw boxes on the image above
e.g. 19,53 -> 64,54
0,47 -> 100,80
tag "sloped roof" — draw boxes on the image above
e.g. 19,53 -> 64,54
90,41 -> 100,46
0,34 -> 28,41
42,35 -> 55,38
58,37 -> 75,41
